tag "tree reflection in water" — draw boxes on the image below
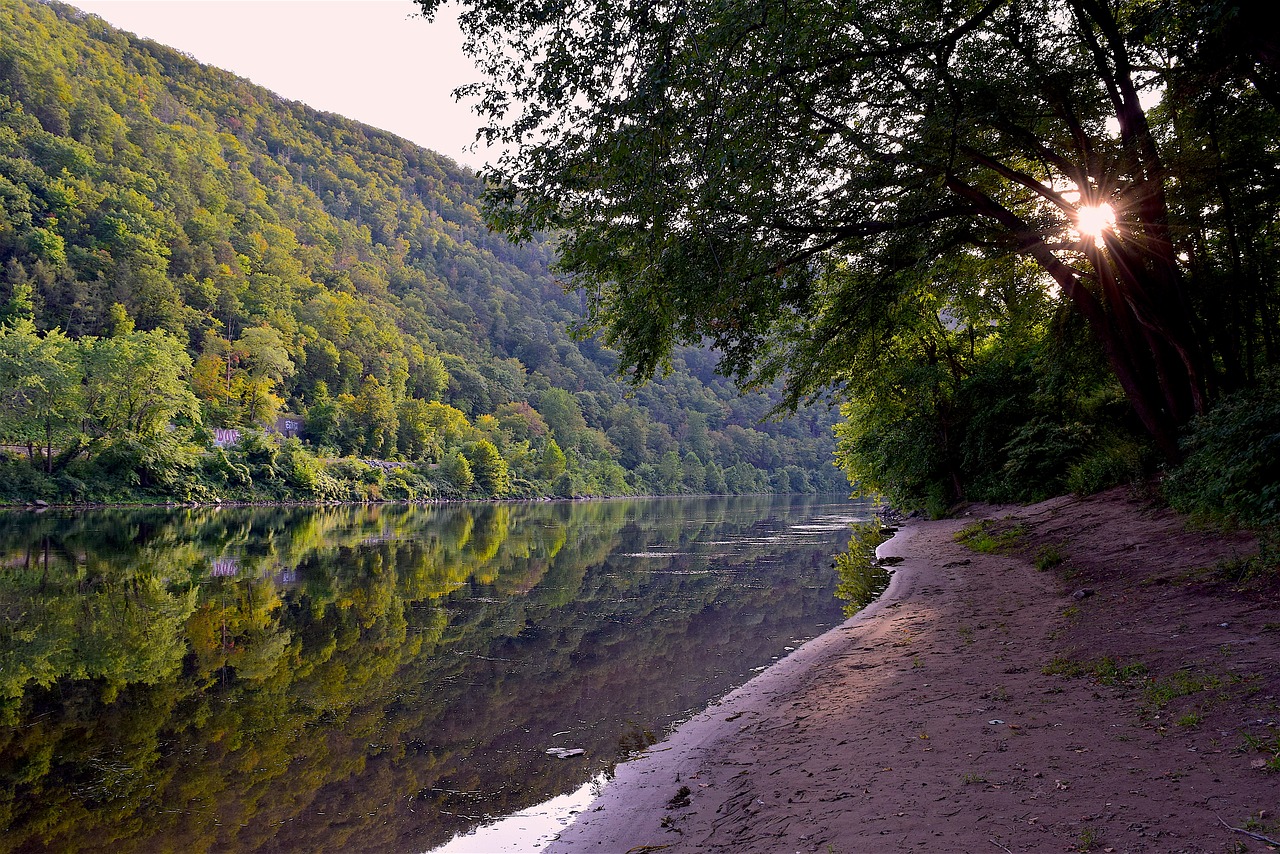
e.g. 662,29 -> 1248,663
0,496 -> 872,853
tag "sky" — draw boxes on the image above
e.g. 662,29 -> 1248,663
66,0 -> 489,170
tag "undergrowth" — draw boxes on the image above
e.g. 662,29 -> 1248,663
954,519 -> 1029,554
1165,372 -> 1280,571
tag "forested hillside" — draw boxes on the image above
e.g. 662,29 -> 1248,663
0,0 -> 848,502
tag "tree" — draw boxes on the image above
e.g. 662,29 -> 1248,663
463,440 -> 510,496
495,401 -> 549,443
705,460 -> 727,494
656,450 -> 683,493
536,387 -> 587,451
81,328 -> 200,438
443,449 -> 475,492
427,0 -> 1280,459
347,375 -> 398,458
537,438 -> 567,482
0,320 -> 82,471
415,352 -> 449,402
681,451 -> 706,493
236,326 -> 296,387
397,397 -> 441,461
420,401 -> 473,448
304,381 -> 343,450
233,374 -> 285,428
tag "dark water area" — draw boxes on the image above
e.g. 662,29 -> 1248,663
0,495 -> 874,853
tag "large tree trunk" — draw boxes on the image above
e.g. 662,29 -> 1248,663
1084,241 -> 1212,461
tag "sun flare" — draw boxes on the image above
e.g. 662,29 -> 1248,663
1075,203 -> 1116,243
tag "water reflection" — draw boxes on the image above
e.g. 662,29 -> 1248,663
0,496 -> 872,853
833,521 -> 894,616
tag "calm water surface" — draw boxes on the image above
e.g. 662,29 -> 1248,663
0,495 -> 873,853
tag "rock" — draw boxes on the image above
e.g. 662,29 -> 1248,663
667,785 -> 692,809
33,499 -> 48,507
1072,588 -> 1095,600
877,556 -> 905,566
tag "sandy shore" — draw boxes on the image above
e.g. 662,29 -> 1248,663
548,489 -> 1280,853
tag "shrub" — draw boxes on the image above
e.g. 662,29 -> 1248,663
1165,374 -> 1280,530
1065,434 -> 1150,496
91,432 -> 209,500
279,439 -> 346,499
0,455 -> 56,502
228,430 -> 281,484
383,466 -> 433,501
201,447 -> 252,489
997,418 -> 1092,501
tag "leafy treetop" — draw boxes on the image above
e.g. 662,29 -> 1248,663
426,0 -> 1280,458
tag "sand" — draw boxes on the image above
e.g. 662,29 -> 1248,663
547,488 -> 1280,853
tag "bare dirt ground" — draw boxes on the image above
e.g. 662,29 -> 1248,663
548,487 -> 1280,854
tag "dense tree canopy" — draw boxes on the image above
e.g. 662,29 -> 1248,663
428,0 -> 1280,461
0,0 -> 852,501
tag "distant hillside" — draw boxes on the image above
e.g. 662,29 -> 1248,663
0,0 -> 848,502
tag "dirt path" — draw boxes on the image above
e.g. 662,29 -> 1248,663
548,490 -> 1280,853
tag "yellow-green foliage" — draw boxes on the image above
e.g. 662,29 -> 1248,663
0,0 -> 850,502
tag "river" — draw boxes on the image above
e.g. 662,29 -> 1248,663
0,495 -> 874,853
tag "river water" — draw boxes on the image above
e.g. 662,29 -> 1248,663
0,495 -> 874,853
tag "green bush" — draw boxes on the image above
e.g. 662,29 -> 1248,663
90,433 -> 209,500
201,447 -> 252,489
997,418 -> 1092,501
279,439 -> 347,499
229,431 -> 281,485
0,455 -> 56,502
383,466 -> 433,501
1066,434 -> 1150,496
1165,374 -> 1280,529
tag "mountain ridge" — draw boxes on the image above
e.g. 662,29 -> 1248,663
0,0 -> 848,502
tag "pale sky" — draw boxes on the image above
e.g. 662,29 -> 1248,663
66,0 -> 489,170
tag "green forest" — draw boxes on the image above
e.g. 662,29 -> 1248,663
0,0 -> 849,505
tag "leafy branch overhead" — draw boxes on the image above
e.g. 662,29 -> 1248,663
429,0 -> 1280,460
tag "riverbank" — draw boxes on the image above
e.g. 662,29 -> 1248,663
548,487 -> 1280,853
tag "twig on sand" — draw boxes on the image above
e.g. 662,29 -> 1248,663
990,839 -> 1014,854
624,846 -> 673,853
1218,815 -> 1280,847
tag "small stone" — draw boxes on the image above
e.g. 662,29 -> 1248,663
546,747 -> 586,759
1072,588 -> 1095,600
